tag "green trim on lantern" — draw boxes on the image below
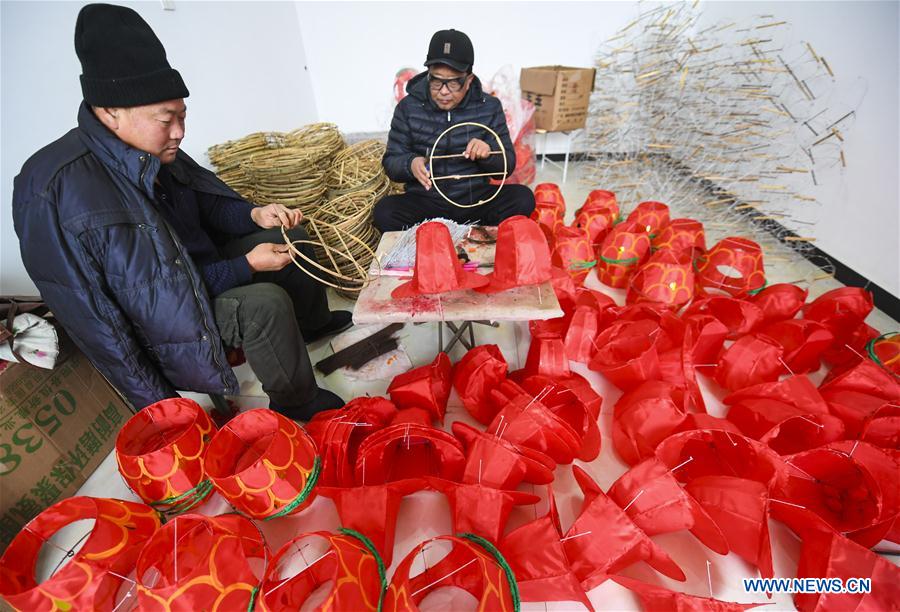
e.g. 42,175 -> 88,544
149,479 -> 214,515
247,586 -> 260,612
568,260 -> 597,270
340,527 -> 388,612
598,254 -> 640,266
264,455 -> 322,521
867,332 -> 900,379
458,532 -> 520,612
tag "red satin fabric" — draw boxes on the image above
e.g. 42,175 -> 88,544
478,215 -> 553,293
204,409 -> 319,519
565,466 -> 686,590
589,319 -> 661,390
819,359 -> 900,438
613,381 -> 686,466
452,344 -> 509,425
115,397 -> 216,512
612,575 -> 767,611
714,333 -> 785,392
0,497 -> 160,611
258,530 -> 384,612
523,330 -> 571,378
725,375 -> 830,439
655,430 -> 784,487
387,352 -> 453,424
392,221 -> 488,298
758,319 -> 835,374
627,201 -> 671,237
596,220 -> 652,288
383,535 -> 518,611
750,283 -> 808,323
694,236 -> 766,297
136,513 -> 267,612
759,413 -> 845,455
452,421 -> 555,490
354,422 -> 465,484
626,249 -> 694,308
684,296 -> 764,340
551,225 -> 595,283
509,368 -> 602,420
318,479 -> 424,566
652,217 -> 706,258
564,290 -> 616,363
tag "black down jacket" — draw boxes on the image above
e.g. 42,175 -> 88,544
382,71 -> 516,205
12,103 -> 245,408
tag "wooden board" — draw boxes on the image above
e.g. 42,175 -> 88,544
355,231 -> 563,324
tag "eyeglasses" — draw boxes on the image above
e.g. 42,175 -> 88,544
428,73 -> 467,93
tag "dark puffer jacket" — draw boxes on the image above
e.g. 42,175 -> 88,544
12,103 -> 247,408
382,72 -> 516,205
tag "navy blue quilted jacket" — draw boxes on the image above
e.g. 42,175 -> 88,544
12,103 -> 246,408
383,72 -> 516,205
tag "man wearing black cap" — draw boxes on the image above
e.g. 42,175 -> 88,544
12,3 -> 347,420
375,29 -> 535,231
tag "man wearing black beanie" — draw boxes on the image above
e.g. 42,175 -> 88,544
13,3 -> 348,420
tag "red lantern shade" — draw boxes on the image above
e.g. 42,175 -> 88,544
804,286 -> 874,327
627,201 -> 671,237
860,404 -> 900,458
551,226 -> 595,283
565,465 -> 686,590
714,334 -> 785,392
795,531 -> 900,612
257,529 -> 386,612
652,217 -> 706,258
684,296 -> 764,340
758,413 -> 845,455
531,182 -> 566,234
613,381 -> 686,466
452,421 -> 555,490
354,422 -> 465,483
595,220 -> 652,288
135,513 -> 267,611
0,497 -> 161,611
695,237 -> 766,297
819,359 -> 900,438
452,344 -> 509,425
523,329 -> 571,378
749,283 -> 808,323
626,249 -> 695,308
383,534 -> 519,611
725,375 -> 830,439
477,216 -> 553,293
612,575 -> 768,611
574,190 -> 619,246
204,409 -> 320,520
427,477 -> 540,543
115,397 -> 216,514
589,319 -> 662,390
823,322 -> 880,368
564,290 -> 616,363
387,353 -> 452,424
392,221 -> 488,298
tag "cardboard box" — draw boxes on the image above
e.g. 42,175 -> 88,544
520,65 -> 596,132
0,333 -> 133,551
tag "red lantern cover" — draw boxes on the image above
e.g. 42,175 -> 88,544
452,345 -> 509,424
500,487 -> 595,610
652,217 -> 706,257
564,290 -> 616,363
612,575 -> 767,611
725,375 -> 830,439
204,409 -> 320,520
115,397 -> 216,514
804,286 -> 874,327
354,422 -> 465,483
588,318 -> 662,390
531,182 -> 566,233
860,403 -> 900,458
0,497 -> 160,611
613,380 -> 687,466
714,333 -> 785,392
823,322 -> 879,368
684,295 -> 764,340
758,319 -> 835,374
427,477 -> 540,543
749,282 -> 808,323
387,352 -> 452,424
318,479 -> 424,566
595,220 -> 652,288
383,534 -> 519,611
627,200 -> 670,237
574,190 -> 619,246
551,225 -> 595,283
794,531 -> 900,612
452,421 -> 555,490
565,465 -> 686,590
695,237 -> 766,297
509,368 -> 603,420
477,215 -> 553,293
257,529 -> 385,612
523,329 -> 571,379
626,249 -> 694,308
819,359 -> 900,438
607,458 -> 729,554
135,513 -> 267,611
758,413 -> 845,455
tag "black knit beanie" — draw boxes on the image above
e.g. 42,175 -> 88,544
75,3 -> 189,107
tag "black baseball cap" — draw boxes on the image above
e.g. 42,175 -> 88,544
424,29 -> 474,73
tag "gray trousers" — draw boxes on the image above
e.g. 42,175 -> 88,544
213,227 -> 330,408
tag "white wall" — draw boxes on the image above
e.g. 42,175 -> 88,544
1,0 -> 318,294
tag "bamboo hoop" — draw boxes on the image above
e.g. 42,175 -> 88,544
429,121 -> 508,208
280,220 -> 380,293
325,140 -> 387,193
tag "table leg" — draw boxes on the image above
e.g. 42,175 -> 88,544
468,320 -> 476,347
444,321 -> 473,352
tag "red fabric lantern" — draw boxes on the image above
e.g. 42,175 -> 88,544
354,422 -> 465,483
257,529 -> 385,612
868,331 -> 900,378
204,409 -> 320,520
427,477 -> 540,543
565,465 -> 686,590
318,479 -> 424,566
549,265 -> 579,309
714,333 -> 785,392
387,352 -> 452,424
509,368 -> 603,420
477,216 -> 553,293
523,329 -> 571,379
819,359 -> 900,438
564,290 -> 616,363
452,421 -> 555,490
612,575 -> 767,611
135,513 -> 266,611
795,531 -> 900,612
652,217 -> 706,258
383,534 -> 519,611
392,221 -> 488,298
574,190 -> 619,246
627,200 -> 671,237
749,283 -> 808,323
551,225 -> 595,283
626,249 -> 695,308
804,286 -> 874,327
823,322 -> 880,368
0,497 -> 160,612
607,458 -> 729,554
453,345 -> 509,425
115,397 -> 216,514
758,319 -> 835,374
500,487 -> 595,611
695,237 -> 766,297
685,476 -> 775,581
595,220 -> 652,288
589,319 -> 661,390
683,312 -> 729,365
684,296 -> 764,340
725,375 -> 830,439
860,404 -> 900,458
613,381 -> 686,466
531,182 -> 566,234
759,413 -> 845,455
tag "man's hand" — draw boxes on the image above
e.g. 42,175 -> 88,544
463,138 -> 491,160
411,156 -> 432,190
251,204 -> 303,229
246,242 -> 292,272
